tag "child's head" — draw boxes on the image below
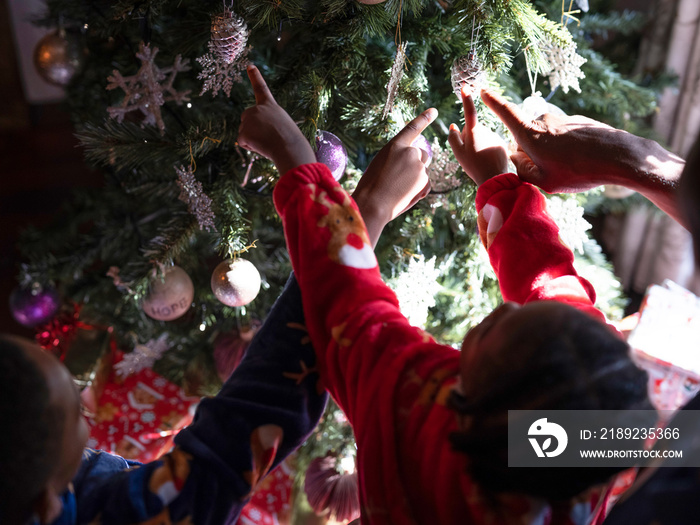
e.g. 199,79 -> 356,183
0,335 -> 89,525
450,301 -> 651,501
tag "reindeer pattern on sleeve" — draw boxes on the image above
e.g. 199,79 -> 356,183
306,183 -> 377,269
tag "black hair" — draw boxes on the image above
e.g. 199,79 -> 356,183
449,308 -> 652,501
0,337 -> 64,525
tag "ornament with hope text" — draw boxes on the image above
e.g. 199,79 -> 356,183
315,131 -> 348,181
211,258 -> 261,307
33,28 -> 85,86
141,266 -> 194,321
10,284 -> 61,327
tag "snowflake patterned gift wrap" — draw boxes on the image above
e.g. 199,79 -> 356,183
85,351 -> 199,462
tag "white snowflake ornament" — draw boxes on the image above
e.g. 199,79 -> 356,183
107,42 -> 191,134
538,39 -> 586,94
387,255 -> 442,328
546,196 -> 591,254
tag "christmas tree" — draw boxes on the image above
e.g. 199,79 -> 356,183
16,0 -> 658,519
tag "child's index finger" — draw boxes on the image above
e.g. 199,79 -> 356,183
247,65 -> 274,104
461,86 -> 477,131
394,108 -> 438,145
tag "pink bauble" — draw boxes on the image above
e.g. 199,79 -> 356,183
141,266 -> 194,321
304,454 -> 360,522
213,322 -> 260,381
211,258 -> 261,307
315,131 -> 348,181
9,284 -> 60,327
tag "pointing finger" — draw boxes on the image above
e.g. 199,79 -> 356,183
481,89 -> 531,142
462,86 -> 477,131
394,108 -> 438,145
448,122 -> 463,150
247,65 -> 274,105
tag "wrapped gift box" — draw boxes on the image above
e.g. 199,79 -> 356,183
83,351 -> 199,462
627,280 -> 700,411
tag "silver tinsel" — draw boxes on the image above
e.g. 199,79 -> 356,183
450,51 -> 486,99
175,165 -> 216,231
382,42 -> 407,119
115,334 -> 170,377
211,9 -> 248,64
538,39 -> 586,94
106,42 -> 191,134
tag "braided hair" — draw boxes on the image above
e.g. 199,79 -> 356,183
449,306 -> 652,501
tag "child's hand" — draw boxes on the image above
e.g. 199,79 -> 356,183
238,65 -> 316,175
448,85 -> 509,187
352,108 -> 437,247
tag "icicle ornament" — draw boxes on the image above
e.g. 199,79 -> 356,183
383,42 -> 407,119
175,165 -> 216,231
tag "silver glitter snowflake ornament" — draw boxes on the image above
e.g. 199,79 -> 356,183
383,42 -> 407,119
175,165 -> 216,231
197,44 -> 250,98
107,42 -> 191,134
427,138 -> 461,192
538,38 -> 586,94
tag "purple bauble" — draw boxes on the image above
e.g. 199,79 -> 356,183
411,134 -> 433,167
9,285 -> 61,327
315,130 -> 348,181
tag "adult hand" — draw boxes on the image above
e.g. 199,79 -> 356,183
448,86 -> 509,187
352,107 -> 437,247
481,89 -> 676,193
238,65 -> 316,175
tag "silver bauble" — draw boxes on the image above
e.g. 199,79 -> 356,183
33,29 -> 84,86
141,266 -> 194,321
211,258 -> 261,307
